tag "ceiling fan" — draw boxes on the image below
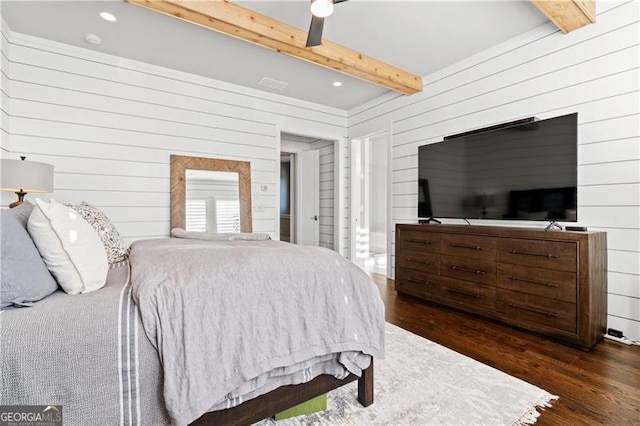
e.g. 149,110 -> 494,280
306,0 -> 349,47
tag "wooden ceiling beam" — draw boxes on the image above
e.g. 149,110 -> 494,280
125,0 -> 423,95
531,0 -> 596,33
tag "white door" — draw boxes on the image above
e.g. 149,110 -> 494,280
350,138 -> 369,265
295,149 -> 320,246
350,133 -> 390,275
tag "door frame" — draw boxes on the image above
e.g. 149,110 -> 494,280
350,130 -> 392,276
275,128 -> 345,255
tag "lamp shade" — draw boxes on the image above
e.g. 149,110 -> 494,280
1,158 -> 54,193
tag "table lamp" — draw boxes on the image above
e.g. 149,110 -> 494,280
1,156 -> 54,208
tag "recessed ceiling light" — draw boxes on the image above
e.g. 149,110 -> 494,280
333,81 -> 343,87
84,33 -> 102,45
99,12 -> 117,22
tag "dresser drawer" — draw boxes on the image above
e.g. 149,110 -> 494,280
441,255 -> 496,286
396,269 -> 441,299
497,290 -> 576,333
441,234 -> 496,261
498,238 -> 577,272
398,230 -> 441,254
497,263 -> 576,303
396,250 -> 440,275
440,277 -> 495,311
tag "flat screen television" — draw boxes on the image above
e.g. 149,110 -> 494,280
418,113 -> 578,222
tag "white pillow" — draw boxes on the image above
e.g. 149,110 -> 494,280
28,199 -> 109,294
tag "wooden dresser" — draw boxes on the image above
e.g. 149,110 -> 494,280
395,224 -> 607,349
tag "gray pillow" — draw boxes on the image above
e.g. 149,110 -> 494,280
10,201 -> 34,229
1,208 -> 59,309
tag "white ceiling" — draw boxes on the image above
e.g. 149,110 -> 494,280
1,1 -> 549,110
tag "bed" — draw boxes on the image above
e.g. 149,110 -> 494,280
1,192 -> 385,425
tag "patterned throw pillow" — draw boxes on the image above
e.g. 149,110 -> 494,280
67,201 -> 129,264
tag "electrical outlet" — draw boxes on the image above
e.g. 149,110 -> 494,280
607,328 -> 623,338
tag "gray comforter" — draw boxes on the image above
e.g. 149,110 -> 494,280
0,261 -> 170,426
129,238 -> 385,426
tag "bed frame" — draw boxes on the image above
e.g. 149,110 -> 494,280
191,362 -> 374,425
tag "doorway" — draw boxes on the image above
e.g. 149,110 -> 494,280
279,133 -> 338,249
279,153 -> 293,242
350,132 -> 389,275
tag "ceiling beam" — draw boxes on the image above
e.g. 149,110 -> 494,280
125,0 -> 423,96
531,0 -> 596,33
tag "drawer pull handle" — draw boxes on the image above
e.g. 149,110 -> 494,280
508,276 -> 558,288
508,303 -> 559,318
407,277 -> 433,286
451,265 -> 486,275
447,288 -> 485,299
406,258 -> 432,266
450,243 -> 484,251
510,250 -> 558,259
408,238 -> 434,245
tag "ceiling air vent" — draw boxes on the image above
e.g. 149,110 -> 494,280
258,77 -> 289,91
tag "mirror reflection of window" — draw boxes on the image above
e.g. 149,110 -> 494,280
185,199 -> 207,232
214,199 -> 240,232
185,170 -> 240,233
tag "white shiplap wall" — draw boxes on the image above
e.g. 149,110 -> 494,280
338,138 -> 351,258
349,1 -> 640,340
0,25 -> 348,244
1,17 -> 9,158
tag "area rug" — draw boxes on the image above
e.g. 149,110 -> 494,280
262,323 -> 557,425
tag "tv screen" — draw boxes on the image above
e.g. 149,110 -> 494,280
418,113 -> 578,222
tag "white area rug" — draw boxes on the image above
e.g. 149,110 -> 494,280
267,323 -> 557,425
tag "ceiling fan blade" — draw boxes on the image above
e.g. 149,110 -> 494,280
306,15 -> 325,47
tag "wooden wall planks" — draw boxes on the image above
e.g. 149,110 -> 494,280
348,1 -> 640,339
0,22 -> 348,244
1,21 -> 9,158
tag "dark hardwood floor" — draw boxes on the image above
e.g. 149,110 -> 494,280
369,273 -> 640,425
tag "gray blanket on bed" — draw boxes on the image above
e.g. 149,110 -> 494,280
129,238 -> 385,426
0,261 -> 170,426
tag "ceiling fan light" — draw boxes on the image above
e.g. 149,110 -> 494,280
311,0 -> 334,18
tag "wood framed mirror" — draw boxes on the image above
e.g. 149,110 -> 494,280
170,155 -> 252,232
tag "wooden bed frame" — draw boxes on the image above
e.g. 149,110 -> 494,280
191,362 -> 374,425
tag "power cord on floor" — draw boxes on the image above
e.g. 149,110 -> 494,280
604,329 -> 640,346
